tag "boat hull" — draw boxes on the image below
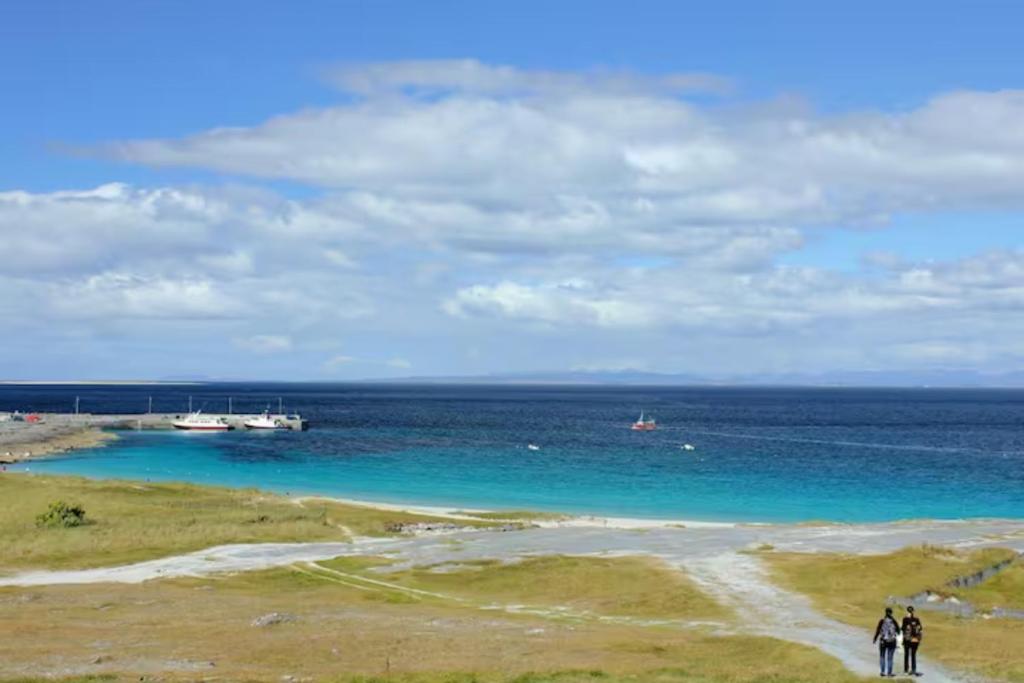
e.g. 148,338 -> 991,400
173,424 -> 231,431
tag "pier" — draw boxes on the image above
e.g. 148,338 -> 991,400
1,411 -> 308,434
80,412 -> 308,431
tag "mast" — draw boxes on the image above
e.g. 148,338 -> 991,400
278,397 -> 283,415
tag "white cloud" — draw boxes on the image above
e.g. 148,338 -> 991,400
321,354 -> 412,372
107,66 -> 1024,231
323,354 -> 357,369
443,249 -> 1024,334
50,273 -> 236,320
8,62 -> 1024,378
323,59 -> 732,97
234,334 -> 293,353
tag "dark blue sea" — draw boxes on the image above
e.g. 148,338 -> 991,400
4,383 -> 1023,523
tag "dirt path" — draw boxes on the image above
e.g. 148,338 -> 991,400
682,552 -> 966,681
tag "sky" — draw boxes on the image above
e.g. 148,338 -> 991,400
3,0 -> 1024,381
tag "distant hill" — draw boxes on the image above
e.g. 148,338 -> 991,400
377,368 -> 1024,388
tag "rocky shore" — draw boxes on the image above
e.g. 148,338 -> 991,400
0,417 -> 117,463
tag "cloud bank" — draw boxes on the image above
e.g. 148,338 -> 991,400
6,61 -> 1024,378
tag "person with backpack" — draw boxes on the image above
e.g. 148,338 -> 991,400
873,606 -> 900,676
902,605 -> 923,676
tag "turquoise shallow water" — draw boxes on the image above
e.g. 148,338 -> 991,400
6,384 -> 1024,523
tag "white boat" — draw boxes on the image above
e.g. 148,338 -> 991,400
527,443 -> 540,451
172,411 -> 232,431
244,411 -> 284,430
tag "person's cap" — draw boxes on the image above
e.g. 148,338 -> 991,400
885,607 -> 893,614
907,605 -> 914,613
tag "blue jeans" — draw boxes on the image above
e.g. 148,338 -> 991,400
879,641 -> 896,675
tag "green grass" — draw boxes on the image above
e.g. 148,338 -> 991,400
0,474 -> 491,571
764,545 -> 1024,682
958,558 -> 1024,611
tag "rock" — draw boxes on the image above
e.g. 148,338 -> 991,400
90,655 -> 113,664
384,521 -> 463,534
252,612 -> 297,627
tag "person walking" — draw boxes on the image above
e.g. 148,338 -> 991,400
873,607 -> 900,677
902,605 -> 923,676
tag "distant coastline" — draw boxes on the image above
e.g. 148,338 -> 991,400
0,380 -> 203,386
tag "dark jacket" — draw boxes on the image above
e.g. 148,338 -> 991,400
902,615 -> 923,642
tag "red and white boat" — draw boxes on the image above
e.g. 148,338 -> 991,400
631,411 -> 657,431
173,411 -> 232,431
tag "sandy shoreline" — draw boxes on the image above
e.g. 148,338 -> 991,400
294,494 -> 741,529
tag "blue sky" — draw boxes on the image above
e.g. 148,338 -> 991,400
3,1 -> 1024,380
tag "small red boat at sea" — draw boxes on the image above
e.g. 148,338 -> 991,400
631,411 -> 656,431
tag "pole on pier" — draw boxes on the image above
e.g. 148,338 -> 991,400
148,396 -> 153,414
278,397 -> 283,416
228,397 -> 232,415
75,396 -> 80,415
189,396 -> 193,413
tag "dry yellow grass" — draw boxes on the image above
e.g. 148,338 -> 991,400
958,560 -> 1024,611
329,555 -> 730,622
0,473 -> 871,682
0,474 -> 490,571
764,545 -> 1024,682
0,564 -> 866,683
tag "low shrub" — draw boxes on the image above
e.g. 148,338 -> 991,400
36,500 -> 88,528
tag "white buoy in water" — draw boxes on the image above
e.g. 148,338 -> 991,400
527,444 -> 540,451
681,444 -> 696,451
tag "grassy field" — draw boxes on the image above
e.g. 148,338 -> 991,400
959,560 -> 1024,611
764,545 -> 1024,682
0,473 -> 870,682
328,555 -> 731,622
0,474 -> 491,571
0,562 -> 865,683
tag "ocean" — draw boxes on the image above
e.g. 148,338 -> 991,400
4,383 -> 1023,523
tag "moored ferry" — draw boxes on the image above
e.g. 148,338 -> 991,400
172,411 -> 232,431
244,410 -> 284,430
